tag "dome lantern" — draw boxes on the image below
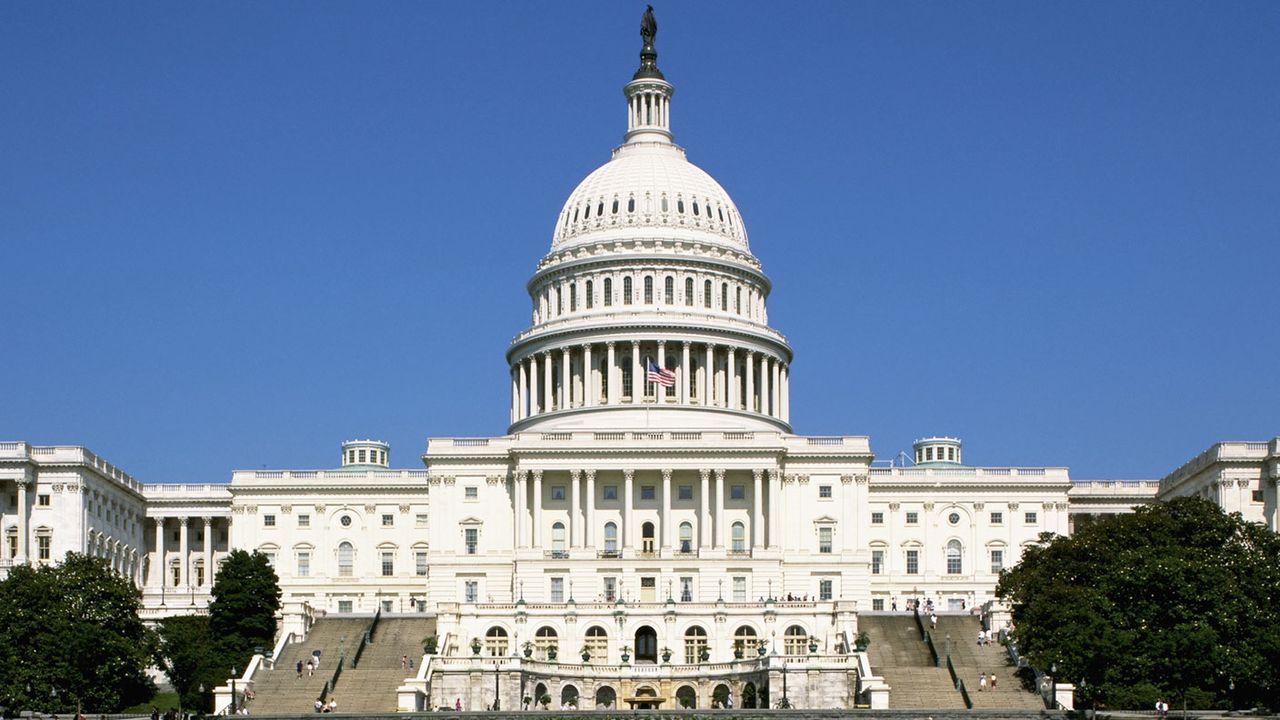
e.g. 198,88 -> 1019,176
624,6 -> 673,145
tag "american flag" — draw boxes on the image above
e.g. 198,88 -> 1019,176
647,359 -> 676,388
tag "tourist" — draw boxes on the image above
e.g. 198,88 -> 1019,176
401,654 -> 407,669
306,659 -> 314,677
314,699 -> 323,713
979,672 -> 987,692
296,660 -> 303,678
990,673 -> 998,690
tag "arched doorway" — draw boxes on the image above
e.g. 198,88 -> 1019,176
675,685 -> 698,709
594,686 -> 616,709
712,683 -> 731,708
533,682 -> 549,709
634,625 -> 658,663
641,521 -> 656,553
631,686 -> 660,710
560,685 -> 579,710
742,682 -> 758,708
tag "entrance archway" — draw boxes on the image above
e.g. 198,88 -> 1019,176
743,682 -> 758,708
595,685 -> 616,709
675,685 -> 698,709
634,625 -> 658,662
560,685 -> 579,710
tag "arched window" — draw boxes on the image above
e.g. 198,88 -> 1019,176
703,279 -> 712,308
784,625 -> 808,655
679,522 -> 693,553
599,357 -> 609,402
677,198 -> 685,214
664,276 -> 674,304
661,195 -> 669,213
611,198 -> 619,214
597,201 -> 604,216
627,197 -> 635,213
735,287 -> 741,314
721,283 -> 728,311
623,277 -> 633,305
643,276 -> 653,304
946,539 -> 963,574
693,200 -> 700,216
556,287 -> 562,316
535,626 -> 558,660
337,541 -> 354,577
485,626 -> 509,656
585,280 -> 594,309
603,278 -> 613,307
621,357 -> 632,399
603,522 -> 618,554
552,522 -> 566,555
684,626 -> 708,664
684,277 -> 694,306
731,522 -> 746,552
569,284 -> 577,312
641,522 -> 656,554
733,625 -> 759,656
585,625 -> 609,659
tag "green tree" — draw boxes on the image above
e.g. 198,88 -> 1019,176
997,496 -> 1280,710
156,615 -> 221,714
208,549 -> 281,672
0,553 -> 155,713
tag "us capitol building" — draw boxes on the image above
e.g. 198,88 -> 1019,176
2,10 -> 1277,712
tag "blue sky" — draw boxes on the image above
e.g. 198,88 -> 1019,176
2,1 -> 1276,482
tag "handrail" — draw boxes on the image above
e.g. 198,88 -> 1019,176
350,631 -> 370,669
946,653 -> 959,687
267,631 -> 294,669
945,654 -> 974,708
923,631 -> 940,667
319,652 -> 345,701
913,608 -> 925,640
368,606 -> 382,643
958,678 -> 974,709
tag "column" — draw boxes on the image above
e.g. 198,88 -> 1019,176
585,470 -> 596,547
15,480 -> 29,563
203,517 -> 213,586
623,469 -> 635,549
583,344 -> 595,407
529,356 -> 539,415
727,348 -> 737,410
514,471 -> 526,548
713,469 -> 725,549
681,342 -> 691,405
510,368 -> 517,423
630,341 -> 642,402
781,363 -> 790,422
699,469 -> 711,550
760,356 -> 771,417
772,360 -> 781,418
570,470 -> 582,548
561,347 -> 571,409
178,518 -> 189,588
752,469 -> 764,550
704,344 -> 714,406
152,517 -> 164,588
532,470 -> 544,548
606,342 -> 618,405
745,351 -> 756,413
661,469 -> 672,551
657,341 -> 667,403
518,361 -> 528,420
543,352 -> 553,412
768,469 -> 782,549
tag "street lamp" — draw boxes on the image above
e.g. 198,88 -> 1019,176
493,659 -> 501,711
1050,661 -> 1057,710
1228,678 -> 1235,713
51,687 -> 58,715
230,667 -> 238,715
199,684 -> 206,716
780,660 -> 789,709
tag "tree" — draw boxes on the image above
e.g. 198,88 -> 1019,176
997,496 -> 1280,710
0,553 -> 155,713
156,615 -> 221,714
208,549 -> 281,673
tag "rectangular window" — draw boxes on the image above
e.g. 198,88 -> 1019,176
464,528 -> 478,555
871,550 -> 884,575
195,564 -> 205,586
416,551 -> 428,577
819,579 -> 833,601
263,514 -> 276,527
297,514 -> 310,528
680,576 -> 693,602
678,485 -> 693,500
731,484 -> 745,500
464,581 -> 478,603
37,494 -> 50,507
872,598 -> 884,611
818,527 -> 833,554
603,577 -> 617,602
906,549 -> 919,574
640,485 -> 655,500
990,549 -> 1004,574
382,600 -> 393,613
905,512 -> 918,525
1252,490 -> 1264,503
338,600 -> 353,613
38,535 -> 51,561
550,577 -> 564,603
990,511 -> 1003,525
416,513 -> 429,528
382,514 -> 394,527
733,576 -> 747,602
819,485 -> 832,499
1025,512 -> 1038,524
465,486 -> 478,500
264,552 -> 276,569
297,551 -> 311,577
603,485 -> 618,500
871,512 -> 884,525
381,551 -> 394,576
551,485 -> 565,501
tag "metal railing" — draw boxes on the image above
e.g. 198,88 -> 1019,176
947,654 -> 974,709
924,631 -> 940,667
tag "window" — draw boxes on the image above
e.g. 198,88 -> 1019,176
37,535 -> 51,561
948,512 -> 960,525
730,484 -> 745,500
784,625 -> 807,655
465,486 -> 478,500
684,277 -> 694,306
171,562 -> 181,586
551,522 -> 566,556
678,484 -> 693,500
415,513 -> 429,528
819,579 -> 833,601
623,277 -> 633,304
946,540 -> 963,574
603,576 -> 617,601
731,522 -> 746,552
990,549 -> 1004,574
603,485 -> 618,500
338,600 -> 353,613
906,549 -> 919,574
644,276 -> 653,304
194,562 -> 205,586
733,576 -> 747,602
381,551 -> 394,577
818,527 -> 833,554
735,286 -> 741,314
416,551 -> 428,576
585,279 -> 594,309
382,514 -> 394,527
871,550 -> 884,574
297,551 -> 311,577
641,522 -> 656,554
679,522 -> 693,553
338,542 -> 354,577
464,581 -> 478,603
819,485 -> 832,499
550,577 -> 565,602
263,514 -> 276,527
551,485 -> 565,501
871,512 -> 884,525
534,626 -> 558,659
1025,512 -> 1038,524
703,279 -> 712,308
872,598 -> 884,611
905,512 -> 919,525
640,485 -> 655,500
603,278 -> 613,306
340,515 -> 352,527
720,283 -> 728,310
733,625 -> 759,655
585,625 -> 609,658
684,626 -> 707,664
569,284 -> 577,311
621,357 -> 632,397
664,276 -> 674,304
990,511 -> 1003,525
1253,489 -> 1265,503
603,522 -> 618,554
464,528 -> 478,555
382,600 -> 393,613
680,576 -> 693,602
297,514 -> 310,528
359,449 -> 367,463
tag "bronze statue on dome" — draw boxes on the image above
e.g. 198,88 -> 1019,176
641,5 -> 657,49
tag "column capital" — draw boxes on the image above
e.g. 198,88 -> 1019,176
699,468 -> 711,481
657,340 -> 666,349
682,340 -> 691,349
571,469 -> 582,480
713,469 -> 725,480
179,517 -> 189,527
606,340 -> 616,349
585,469 -> 596,481
203,517 -> 213,527
153,517 -> 165,527
752,469 -> 763,481
532,469 -> 543,481
623,469 -> 635,482
661,469 -> 672,482
580,343 -> 592,351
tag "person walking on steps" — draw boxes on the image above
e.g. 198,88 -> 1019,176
979,672 -> 987,692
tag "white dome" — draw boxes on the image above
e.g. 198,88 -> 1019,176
550,140 -> 750,254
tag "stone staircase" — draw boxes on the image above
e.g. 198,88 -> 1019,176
334,617 -> 437,712
934,615 -> 1044,710
859,614 -> 965,709
246,617 -> 371,716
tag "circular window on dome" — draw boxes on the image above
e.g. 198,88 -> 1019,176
340,515 -> 352,528
948,512 -> 961,525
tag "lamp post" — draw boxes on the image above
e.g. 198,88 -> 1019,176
781,660 -> 789,708
1050,661 -> 1057,710
493,659 -> 501,711
51,687 -> 58,715
230,667 -> 238,715
25,681 -> 31,718
199,684 -> 206,716
1228,678 -> 1234,712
